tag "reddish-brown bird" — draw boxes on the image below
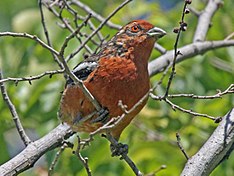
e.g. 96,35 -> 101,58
59,20 -> 166,140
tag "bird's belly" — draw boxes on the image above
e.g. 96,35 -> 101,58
84,73 -> 150,138
86,77 -> 149,117
85,57 -> 150,117
59,57 -> 150,138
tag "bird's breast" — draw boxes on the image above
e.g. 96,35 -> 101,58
59,56 -> 150,137
85,56 -> 150,117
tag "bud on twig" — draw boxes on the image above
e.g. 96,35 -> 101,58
185,8 -> 190,14
180,22 -> 188,31
173,27 -> 180,33
185,0 -> 192,4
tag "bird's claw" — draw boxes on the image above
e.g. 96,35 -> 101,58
91,107 -> 109,124
72,107 -> 109,124
110,143 -> 129,157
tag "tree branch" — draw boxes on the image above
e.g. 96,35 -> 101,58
167,84 -> 234,99
148,40 -> 234,76
0,69 -> 64,84
0,32 -> 60,56
193,0 -> 223,42
0,124 -> 72,176
70,0 -> 121,30
38,0 -> 63,69
163,0 -> 191,98
181,108 -> 234,176
67,0 -> 133,61
0,71 -> 31,146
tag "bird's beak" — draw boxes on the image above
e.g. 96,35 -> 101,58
147,27 -> 166,38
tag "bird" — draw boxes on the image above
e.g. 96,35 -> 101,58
59,20 -> 166,140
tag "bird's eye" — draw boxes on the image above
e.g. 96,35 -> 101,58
130,25 -> 140,33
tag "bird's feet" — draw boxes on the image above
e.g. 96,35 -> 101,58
72,107 -> 109,124
91,107 -> 109,124
110,142 -> 129,157
101,133 -> 129,157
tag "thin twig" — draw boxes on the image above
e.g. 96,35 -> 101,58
0,71 -> 31,146
151,62 -> 171,92
63,0 -> 105,42
44,1 -> 93,55
57,3 -> 94,54
38,0 -> 63,69
225,32 -> 234,41
66,0 -> 133,62
0,32 -> 60,56
48,142 -> 73,176
92,34 -> 110,54
176,132 -> 189,160
60,13 -> 92,57
167,84 -> 234,99
70,0 -> 121,30
0,69 -> 64,85
49,0 -> 59,7
145,165 -> 167,176
164,98 -> 217,121
150,93 -> 219,121
163,0 -> 191,98
73,136 -> 92,176
133,121 -> 177,145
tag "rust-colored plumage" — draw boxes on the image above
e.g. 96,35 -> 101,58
59,20 -> 166,139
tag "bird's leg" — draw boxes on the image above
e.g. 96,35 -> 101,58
110,142 -> 129,157
102,133 -> 129,157
91,107 -> 109,124
72,107 -> 109,125
72,112 -> 83,124
73,112 -> 96,124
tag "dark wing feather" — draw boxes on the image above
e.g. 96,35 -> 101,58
66,61 -> 98,85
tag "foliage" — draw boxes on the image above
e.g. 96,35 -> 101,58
0,0 -> 233,175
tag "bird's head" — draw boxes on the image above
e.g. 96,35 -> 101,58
97,20 -> 166,64
114,20 -> 166,47
103,20 -> 166,64
121,20 -> 166,38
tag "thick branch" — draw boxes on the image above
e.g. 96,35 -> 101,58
181,108 -> 234,176
148,40 -> 234,76
193,0 -> 223,42
0,124 -> 72,176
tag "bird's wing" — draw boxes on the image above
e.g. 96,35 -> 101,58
66,60 -> 98,85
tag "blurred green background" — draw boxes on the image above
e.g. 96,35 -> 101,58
0,0 -> 234,175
